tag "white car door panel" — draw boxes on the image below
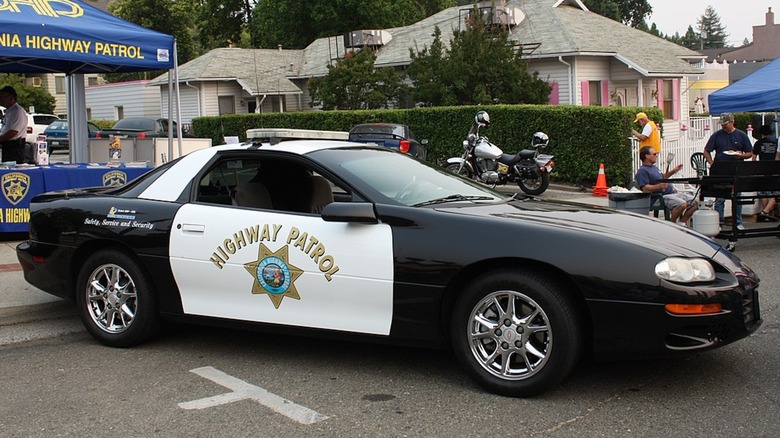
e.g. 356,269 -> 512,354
170,203 -> 394,335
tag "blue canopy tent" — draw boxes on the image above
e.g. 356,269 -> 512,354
709,57 -> 780,115
0,0 -> 179,162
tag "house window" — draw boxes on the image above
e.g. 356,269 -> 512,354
218,96 -> 235,115
588,81 -> 601,106
114,106 -> 124,120
55,76 -> 65,94
87,77 -> 99,86
662,80 -> 673,119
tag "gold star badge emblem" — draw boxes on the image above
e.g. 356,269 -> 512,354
244,243 -> 304,309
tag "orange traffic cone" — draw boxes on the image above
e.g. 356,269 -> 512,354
593,163 -> 608,197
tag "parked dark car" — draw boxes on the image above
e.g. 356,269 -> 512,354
348,123 -> 427,159
99,117 -> 191,139
43,120 -> 102,150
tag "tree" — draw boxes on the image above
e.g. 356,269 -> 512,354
105,0 -> 199,82
308,49 -> 405,110
407,18 -> 551,106
697,6 -> 728,49
583,0 -> 652,28
0,74 -> 56,114
250,0 -> 455,49
195,0 -> 252,51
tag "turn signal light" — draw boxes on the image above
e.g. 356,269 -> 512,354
665,303 -> 722,315
399,140 -> 410,154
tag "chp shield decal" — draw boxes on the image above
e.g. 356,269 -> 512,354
2,172 -> 30,206
244,243 -> 304,309
103,170 -> 128,187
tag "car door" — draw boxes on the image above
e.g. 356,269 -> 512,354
168,156 -> 395,336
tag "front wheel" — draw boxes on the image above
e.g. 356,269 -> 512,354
517,170 -> 550,195
450,268 -> 582,397
445,162 -> 472,179
76,249 -> 162,347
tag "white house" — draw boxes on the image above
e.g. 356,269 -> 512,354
84,80 -> 161,121
148,0 -> 705,140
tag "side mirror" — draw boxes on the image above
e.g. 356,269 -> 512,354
321,202 -> 378,223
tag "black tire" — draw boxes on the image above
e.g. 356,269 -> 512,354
450,268 -> 582,397
517,170 -> 550,195
75,249 -> 161,347
444,162 -> 472,178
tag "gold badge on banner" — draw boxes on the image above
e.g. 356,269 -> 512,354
2,172 -> 30,206
103,171 -> 127,187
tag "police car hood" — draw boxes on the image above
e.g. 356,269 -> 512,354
435,199 -> 722,258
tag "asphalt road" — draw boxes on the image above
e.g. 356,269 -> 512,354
1,190 -> 778,437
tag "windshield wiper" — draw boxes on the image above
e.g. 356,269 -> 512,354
412,194 -> 495,207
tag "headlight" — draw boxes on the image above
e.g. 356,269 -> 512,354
655,257 -> 715,283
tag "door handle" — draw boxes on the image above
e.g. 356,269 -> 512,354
179,223 -> 205,234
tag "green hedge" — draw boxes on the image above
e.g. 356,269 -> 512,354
191,105 -> 664,187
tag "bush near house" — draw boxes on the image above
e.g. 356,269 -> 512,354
192,105 -> 664,187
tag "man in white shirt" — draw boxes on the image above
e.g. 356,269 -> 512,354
0,86 -> 29,163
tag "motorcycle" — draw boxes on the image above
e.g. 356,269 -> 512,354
444,111 -> 554,195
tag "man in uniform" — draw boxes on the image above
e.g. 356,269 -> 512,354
0,86 -> 28,164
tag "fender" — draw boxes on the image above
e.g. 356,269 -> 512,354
446,157 -> 475,175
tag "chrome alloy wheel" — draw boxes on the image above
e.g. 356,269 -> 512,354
85,263 -> 138,334
467,290 -> 552,380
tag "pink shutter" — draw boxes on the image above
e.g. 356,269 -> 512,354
548,82 -> 559,105
601,81 -> 610,107
581,81 -> 589,106
672,79 -> 680,120
656,79 -> 663,109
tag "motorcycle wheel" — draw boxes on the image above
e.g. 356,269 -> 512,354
517,171 -> 550,196
450,268 -> 583,397
444,162 -> 471,178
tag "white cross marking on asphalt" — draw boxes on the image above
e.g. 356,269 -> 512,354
179,366 -> 329,425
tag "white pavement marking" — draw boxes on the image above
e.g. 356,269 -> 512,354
179,366 -> 329,425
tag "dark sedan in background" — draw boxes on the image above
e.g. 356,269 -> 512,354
43,120 -> 102,151
348,123 -> 428,159
99,117 -> 191,139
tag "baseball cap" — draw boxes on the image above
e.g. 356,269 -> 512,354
719,113 -> 735,124
634,112 -> 648,123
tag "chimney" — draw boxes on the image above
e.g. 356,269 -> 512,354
767,7 -> 774,26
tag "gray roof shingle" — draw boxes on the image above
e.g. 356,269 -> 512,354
152,0 -> 702,93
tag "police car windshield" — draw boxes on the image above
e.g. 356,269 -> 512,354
310,148 -> 503,206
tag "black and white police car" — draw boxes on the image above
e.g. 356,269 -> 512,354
17,129 -> 762,397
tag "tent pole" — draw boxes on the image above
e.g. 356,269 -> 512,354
174,41 -> 183,158
66,74 -> 87,164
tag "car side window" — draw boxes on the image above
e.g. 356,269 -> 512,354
196,157 -> 349,213
196,159 -> 261,206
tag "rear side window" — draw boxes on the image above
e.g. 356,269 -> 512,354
34,115 -> 59,125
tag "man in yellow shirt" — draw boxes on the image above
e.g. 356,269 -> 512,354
632,112 -> 661,153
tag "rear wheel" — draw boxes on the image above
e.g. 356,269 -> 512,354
450,268 -> 582,397
76,249 -> 161,347
517,170 -> 550,195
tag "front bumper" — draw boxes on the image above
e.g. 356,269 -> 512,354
588,281 -> 761,360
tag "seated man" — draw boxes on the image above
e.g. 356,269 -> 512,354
636,146 -> 697,224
